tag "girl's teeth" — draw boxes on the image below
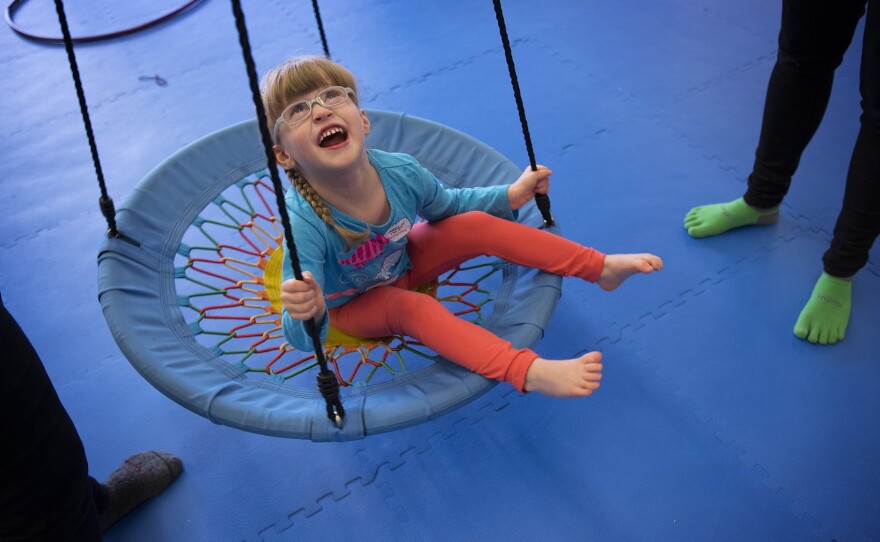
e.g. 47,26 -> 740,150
321,128 -> 342,142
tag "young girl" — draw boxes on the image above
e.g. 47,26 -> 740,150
263,56 -> 662,398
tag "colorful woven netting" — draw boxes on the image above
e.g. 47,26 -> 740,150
175,171 -> 501,387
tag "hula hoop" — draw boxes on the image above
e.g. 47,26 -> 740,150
5,0 -> 207,44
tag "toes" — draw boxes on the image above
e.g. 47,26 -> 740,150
578,381 -> 600,394
583,352 -> 602,363
687,226 -> 707,238
636,254 -> 661,272
795,321 -> 846,345
583,366 -> 602,377
831,324 -> 846,344
684,215 -> 701,227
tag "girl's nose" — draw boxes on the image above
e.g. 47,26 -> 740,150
311,103 -> 333,121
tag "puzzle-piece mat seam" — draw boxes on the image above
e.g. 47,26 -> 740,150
249,388 -> 521,541
630,340 -> 827,541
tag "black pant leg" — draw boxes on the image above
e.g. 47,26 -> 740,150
0,299 -> 101,542
744,0 -> 866,208
823,0 -> 880,277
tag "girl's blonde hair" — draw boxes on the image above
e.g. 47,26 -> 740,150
261,56 -> 370,249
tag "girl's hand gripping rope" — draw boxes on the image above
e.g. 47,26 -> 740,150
281,272 -> 326,322
507,165 -> 552,211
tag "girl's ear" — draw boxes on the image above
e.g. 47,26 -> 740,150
274,144 -> 296,170
360,109 -> 371,136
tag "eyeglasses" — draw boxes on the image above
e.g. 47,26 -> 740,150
273,86 -> 355,142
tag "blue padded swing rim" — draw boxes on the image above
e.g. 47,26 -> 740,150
97,110 -> 562,441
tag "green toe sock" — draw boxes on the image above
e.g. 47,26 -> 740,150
99,451 -> 183,532
793,273 -> 852,345
684,197 -> 778,238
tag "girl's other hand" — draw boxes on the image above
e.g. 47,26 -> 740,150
507,165 -> 551,210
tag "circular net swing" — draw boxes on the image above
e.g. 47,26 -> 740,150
98,110 -> 563,441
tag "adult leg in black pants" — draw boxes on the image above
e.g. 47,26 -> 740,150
684,0 -> 880,345
0,296 -> 183,540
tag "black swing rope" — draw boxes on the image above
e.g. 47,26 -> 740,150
229,0 -> 344,427
310,0 -> 331,59
492,0 -> 554,227
50,0 -> 344,427
51,0 -> 122,241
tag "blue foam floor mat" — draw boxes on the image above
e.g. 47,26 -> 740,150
2,1 -> 877,540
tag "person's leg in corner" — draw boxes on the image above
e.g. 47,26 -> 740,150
0,296 -> 183,540
795,0 -> 880,344
0,297 -> 102,541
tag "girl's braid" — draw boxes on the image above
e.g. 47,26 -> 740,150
286,169 -> 370,249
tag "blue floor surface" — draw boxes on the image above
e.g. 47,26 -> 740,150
1,1 -> 878,540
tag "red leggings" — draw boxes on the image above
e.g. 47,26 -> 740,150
328,211 -> 605,392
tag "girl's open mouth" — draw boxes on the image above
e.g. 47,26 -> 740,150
319,126 -> 348,148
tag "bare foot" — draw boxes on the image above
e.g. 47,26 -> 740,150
597,253 -> 663,291
523,351 -> 603,397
